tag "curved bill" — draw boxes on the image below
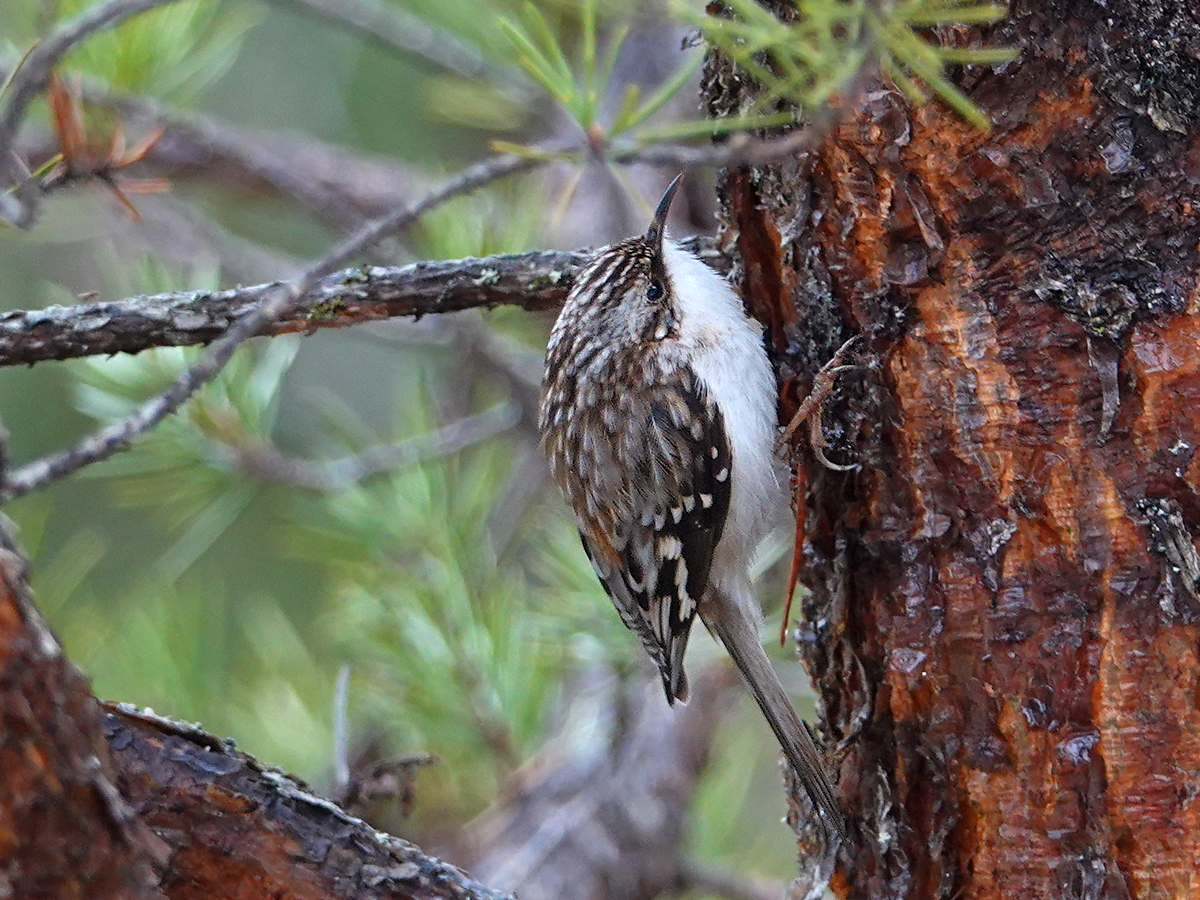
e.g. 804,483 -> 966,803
645,173 -> 683,251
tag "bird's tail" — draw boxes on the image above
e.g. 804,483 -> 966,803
701,589 -> 847,842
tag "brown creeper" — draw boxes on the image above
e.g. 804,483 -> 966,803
539,176 -> 846,840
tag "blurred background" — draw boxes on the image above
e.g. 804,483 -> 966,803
0,0 -> 823,890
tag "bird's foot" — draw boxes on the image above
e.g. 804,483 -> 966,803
777,335 -> 867,471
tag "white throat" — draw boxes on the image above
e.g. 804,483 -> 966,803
661,240 -> 785,598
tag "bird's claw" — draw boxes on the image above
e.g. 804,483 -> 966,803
777,335 -> 868,469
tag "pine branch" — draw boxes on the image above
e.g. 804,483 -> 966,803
0,151 -> 541,502
272,0 -> 526,90
217,401 -> 520,491
85,83 -> 428,230
0,236 -> 722,368
0,0 -> 184,228
105,703 -> 515,900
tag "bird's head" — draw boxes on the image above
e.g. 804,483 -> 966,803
557,174 -> 684,346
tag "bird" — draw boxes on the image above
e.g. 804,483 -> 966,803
539,174 -> 847,841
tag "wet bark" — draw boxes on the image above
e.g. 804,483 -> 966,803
709,2 -> 1200,898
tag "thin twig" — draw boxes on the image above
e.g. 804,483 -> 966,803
0,235 -> 721,367
23,67 -> 835,227
331,664 -> 352,795
0,151 -> 540,502
309,152 -> 539,275
274,0 -> 527,90
0,0 -> 183,228
84,82 -> 425,230
220,401 -> 519,491
0,417 -> 9,486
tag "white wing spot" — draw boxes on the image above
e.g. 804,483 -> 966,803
700,493 -> 713,509
716,467 -> 729,482
677,586 -> 694,620
658,535 -> 683,559
684,496 -> 696,512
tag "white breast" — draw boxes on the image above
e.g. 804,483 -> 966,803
661,241 -> 785,602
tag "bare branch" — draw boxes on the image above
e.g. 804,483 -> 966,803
274,0 -> 526,90
0,236 -> 722,368
219,401 -> 520,491
0,0 -> 183,228
85,83 -> 427,230
0,151 -> 541,502
105,703 -> 514,900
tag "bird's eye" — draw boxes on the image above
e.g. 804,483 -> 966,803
646,279 -> 664,302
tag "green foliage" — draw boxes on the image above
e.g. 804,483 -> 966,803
412,175 -> 547,260
272,354 -> 631,818
73,338 -> 295,531
497,0 -> 795,156
500,0 -> 634,134
871,1 -> 1014,127
681,0 -> 1013,130
57,249 -> 621,816
292,438 -> 595,815
0,0 -> 1009,870
3,0 -> 258,104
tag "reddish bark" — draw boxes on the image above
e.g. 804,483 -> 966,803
0,540 -> 163,900
712,2 -> 1200,898
97,673 -> 733,900
105,705 -> 514,900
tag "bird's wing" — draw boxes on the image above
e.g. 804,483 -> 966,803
576,366 -> 733,703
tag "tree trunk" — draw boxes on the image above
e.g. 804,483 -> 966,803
709,2 -> 1200,898
0,533 -> 165,900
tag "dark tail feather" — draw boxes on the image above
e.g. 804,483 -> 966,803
660,628 -> 691,704
701,591 -> 847,842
